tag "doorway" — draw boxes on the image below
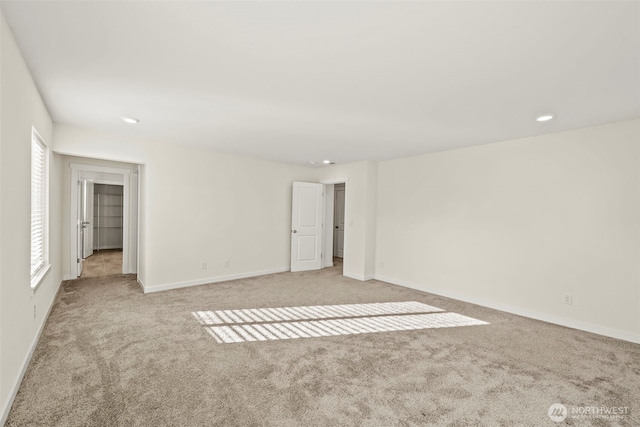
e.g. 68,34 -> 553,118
321,179 -> 348,273
290,180 -> 348,274
333,183 -> 345,260
69,162 -> 138,279
80,183 -> 124,278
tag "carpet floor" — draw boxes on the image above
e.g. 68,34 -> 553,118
6,265 -> 640,426
80,249 -> 122,278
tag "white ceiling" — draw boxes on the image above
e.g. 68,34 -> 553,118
2,1 -> 639,166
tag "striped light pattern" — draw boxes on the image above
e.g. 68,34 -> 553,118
205,313 -> 488,344
193,301 -> 489,344
192,301 -> 443,325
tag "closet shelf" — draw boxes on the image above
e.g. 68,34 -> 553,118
93,184 -> 124,251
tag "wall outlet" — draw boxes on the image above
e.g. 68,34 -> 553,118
223,259 -> 229,268
562,294 -> 573,305
201,261 -> 207,270
379,261 -> 385,268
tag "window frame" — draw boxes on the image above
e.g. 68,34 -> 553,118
30,127 -> 50,290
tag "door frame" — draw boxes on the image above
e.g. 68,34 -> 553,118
333,183 -> 346,259
69,163 -> 136,278
320,177 -> 349,269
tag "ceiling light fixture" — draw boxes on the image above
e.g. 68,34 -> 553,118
121,116 -> 140,124
536,114 -> 554,122
308,161 -> 316,165
323,160 -> 331,164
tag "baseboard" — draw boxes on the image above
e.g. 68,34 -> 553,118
141,267 -> 290,293
1,280 -> 63,426
344,272 -> 374,281
375,274 -> 640,345
62,273 -> 75,281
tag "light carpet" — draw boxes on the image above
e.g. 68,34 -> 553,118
6,264 -> 640,426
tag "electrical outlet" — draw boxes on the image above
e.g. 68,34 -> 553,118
562,294 -> 573,305
223,259 -> 229,268
201,261 -> 207,270
379,261 -> 385,268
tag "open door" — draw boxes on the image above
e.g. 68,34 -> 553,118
291,182 -> 324,272
82,180 -> 94,259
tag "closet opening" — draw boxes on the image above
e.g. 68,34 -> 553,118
332,183 -> 346,271
320,179 -> 347,274
81,183 -> 124,278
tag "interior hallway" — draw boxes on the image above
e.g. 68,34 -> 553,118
80,249 -> 122,278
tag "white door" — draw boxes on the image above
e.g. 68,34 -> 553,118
82,180 -> 94,259
291,182 -> 324,272
333,184 -> 345,258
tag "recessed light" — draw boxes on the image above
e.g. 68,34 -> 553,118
536,114 -> 554,122
308,161 -> 316,165
323,160 -> 331,164
121,116 -> 140,124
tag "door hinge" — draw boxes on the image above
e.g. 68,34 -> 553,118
77,258 -> 80,263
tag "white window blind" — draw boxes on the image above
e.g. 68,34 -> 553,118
31,129 -> 48,280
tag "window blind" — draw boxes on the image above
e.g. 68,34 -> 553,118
31,129 -> 48,279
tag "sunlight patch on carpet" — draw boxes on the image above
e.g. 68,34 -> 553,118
192,301 -> 443,325
192,301 -> 489,344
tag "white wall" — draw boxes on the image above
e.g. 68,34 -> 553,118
53,124 -> 316,292
317,161 -> 377,280
375,120 -> 640,342
141,144 -> 316,290
0,12 -> 63,422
